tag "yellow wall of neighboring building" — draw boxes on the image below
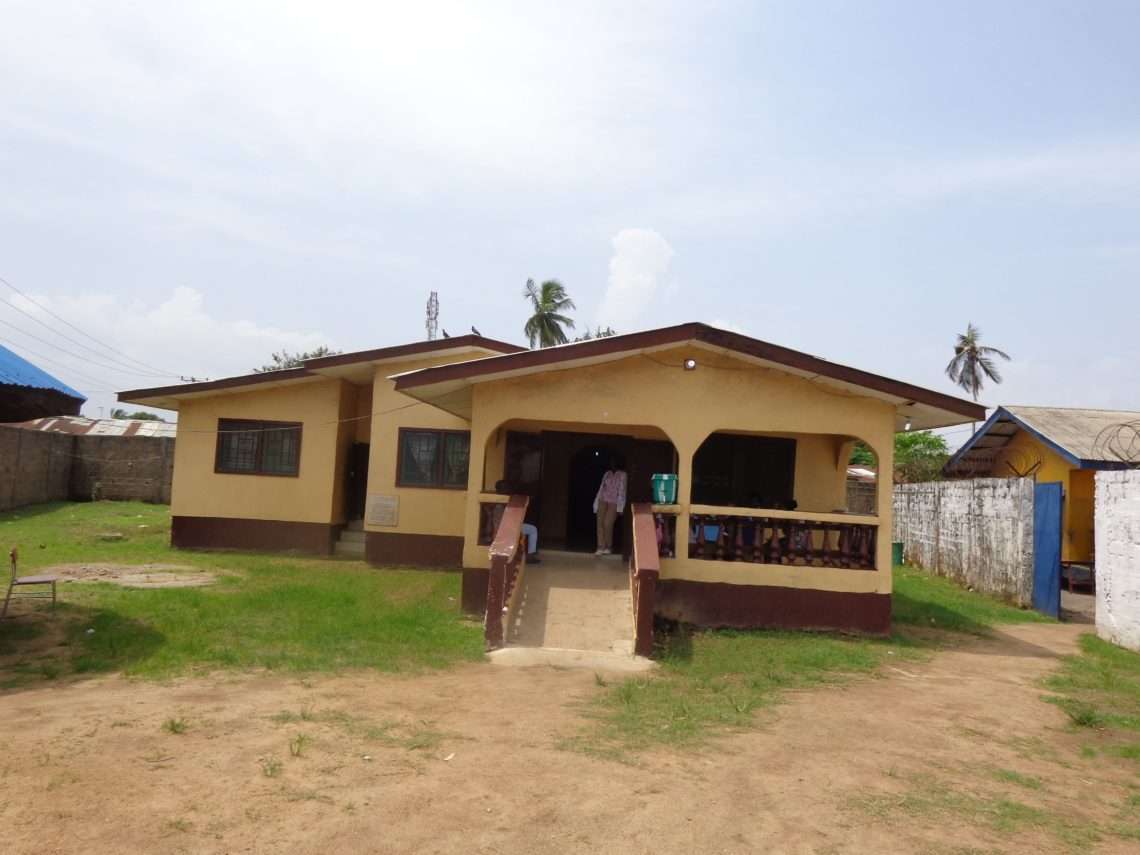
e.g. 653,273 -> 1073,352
459,346 -> 895,593
170,378 -> 351,524
993,431 -> 1094,563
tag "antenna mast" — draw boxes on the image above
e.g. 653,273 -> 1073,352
425,291 -> 439,341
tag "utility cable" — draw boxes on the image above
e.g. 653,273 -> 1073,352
0,273 -> 182,377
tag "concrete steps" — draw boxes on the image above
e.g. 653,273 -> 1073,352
334,526 -> 366,557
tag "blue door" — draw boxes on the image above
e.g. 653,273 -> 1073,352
1032,482 -> 1063,617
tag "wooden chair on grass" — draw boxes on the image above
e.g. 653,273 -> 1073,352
1,548 -> 60,620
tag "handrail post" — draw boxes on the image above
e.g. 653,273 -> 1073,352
484,494 -> 529,650
630,503 -> 660,658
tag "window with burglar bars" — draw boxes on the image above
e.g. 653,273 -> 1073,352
396,428 -> 470,488
215,419 -> 302,476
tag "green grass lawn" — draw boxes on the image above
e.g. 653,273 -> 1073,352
0,502 -> 483,685
1043,633 -> 1140,761
575,562 -> 1054,754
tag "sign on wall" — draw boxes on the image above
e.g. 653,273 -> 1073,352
366,494 -> 399,527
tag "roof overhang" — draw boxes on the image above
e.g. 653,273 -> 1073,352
117,335 -> 526,411
392,323 -> 985,429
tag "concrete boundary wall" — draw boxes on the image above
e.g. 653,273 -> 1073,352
0,425 -> 174,512
893,478 -> 1035,606
1095,471 -> 1140,652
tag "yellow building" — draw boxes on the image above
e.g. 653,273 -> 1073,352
944,405 -> 1140,565
120,324 -> 982,637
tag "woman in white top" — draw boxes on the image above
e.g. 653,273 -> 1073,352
592,458 -> 627,556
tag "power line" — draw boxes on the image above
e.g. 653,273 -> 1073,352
0,315 -> 182,379
0,334 -> 121,391
0,273 -> 182,377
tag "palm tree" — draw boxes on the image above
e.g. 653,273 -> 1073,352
945,323 -> 1011,401
522,279 -> 576,348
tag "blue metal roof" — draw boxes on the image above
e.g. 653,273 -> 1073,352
0,343 -> 86,402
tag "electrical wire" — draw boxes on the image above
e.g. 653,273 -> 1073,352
0,334 -> 125,390
0,273 -> 182,377
0,315 -> 183,379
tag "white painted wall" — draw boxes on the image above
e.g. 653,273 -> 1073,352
1095,470 -> 1140,652
893,478 -> 1035,606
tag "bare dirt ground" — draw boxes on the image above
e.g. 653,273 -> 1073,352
40,563 -> 220,588
1,623 -> 1135,854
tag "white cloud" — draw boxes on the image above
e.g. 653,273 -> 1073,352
2,287 -> 328,417
596,228 -> 675,330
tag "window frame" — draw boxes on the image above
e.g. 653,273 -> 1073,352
214,418 -> 303,477
395,427 -> 471,490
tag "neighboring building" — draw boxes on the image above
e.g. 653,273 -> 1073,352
0,343 -> 85,423
944,405 -> 1140,565
14,415 -> 176,438
120,324 -> 982,635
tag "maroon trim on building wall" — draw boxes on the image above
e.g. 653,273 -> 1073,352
394,322 -> 984,421
171,516 -> 338,555
304,334 -> 525,370
120,366 -> 314,403
120,336 -> 525,404
365,531 -> 464,568
462,567 -> 490,615
655,579 -> 891,636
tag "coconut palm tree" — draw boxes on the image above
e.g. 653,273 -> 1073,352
945,323 -> 1011,401
522,278 -> 576,348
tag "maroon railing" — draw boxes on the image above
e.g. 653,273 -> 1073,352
629,503 -> 659,657
484,495 -> 529,650
478,500 -> 506,546
689,513 -> 876,570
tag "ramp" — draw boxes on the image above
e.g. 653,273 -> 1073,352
506,551 -> 636,656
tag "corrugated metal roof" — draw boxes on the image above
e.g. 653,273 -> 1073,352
1004,405 -> 1140,462
13,415 -> 176,438
946,405 -> 1140,474
0,343 -> 85,401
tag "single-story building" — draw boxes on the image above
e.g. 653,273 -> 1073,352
120,324 -> 982,637
0,343 -> 86,423
944,405 -> 1140,569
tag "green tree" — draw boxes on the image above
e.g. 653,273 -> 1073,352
254,346 -> 339,373
894,431 -> 951,483
848,442 -> 876,466
945,323 -> 1010,401
110,408 -> 166,422
522,279 -> 576,348
848,432 -> 951,482
572,325 -> 616,342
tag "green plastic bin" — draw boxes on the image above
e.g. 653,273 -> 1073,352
651,473 -> 678,504
891,541 -> 904,566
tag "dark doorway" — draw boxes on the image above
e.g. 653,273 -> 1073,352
567,443 -> 625,552
345,443 -> 370,521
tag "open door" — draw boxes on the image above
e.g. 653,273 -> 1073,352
1032,481 -> 1062,618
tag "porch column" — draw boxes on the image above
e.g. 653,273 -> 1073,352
461,419 -> 493,569
674,440 -> 696,560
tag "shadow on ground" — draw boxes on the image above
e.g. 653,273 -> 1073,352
0,601 -> 165,694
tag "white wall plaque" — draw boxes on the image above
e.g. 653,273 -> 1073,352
366,494 -> 399,527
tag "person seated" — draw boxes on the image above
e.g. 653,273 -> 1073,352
493,480 -> 541,564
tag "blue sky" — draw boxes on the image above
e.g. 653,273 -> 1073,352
1,1 -> 1138,444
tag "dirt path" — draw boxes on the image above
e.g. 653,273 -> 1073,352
1,623 -> 1135,854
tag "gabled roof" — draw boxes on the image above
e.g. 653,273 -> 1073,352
0,343 -> 85,402
392,322 -> 985,429
118,335 -> 524,410
945,405 -> 1140,474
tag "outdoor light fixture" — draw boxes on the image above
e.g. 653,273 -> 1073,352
904,419 -> 912,431
683,358 -> 697,371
